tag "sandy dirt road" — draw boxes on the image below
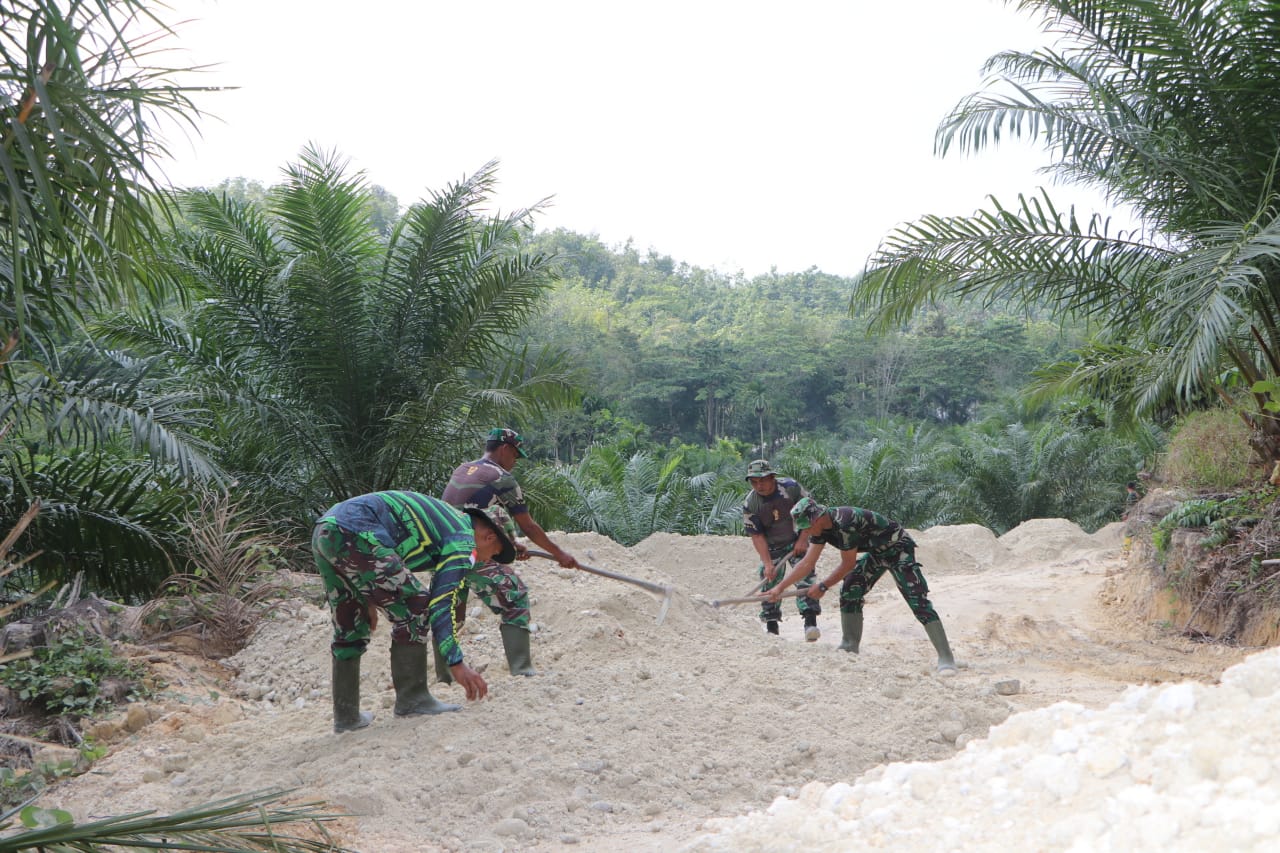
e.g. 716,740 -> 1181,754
45,520 -> 1253,851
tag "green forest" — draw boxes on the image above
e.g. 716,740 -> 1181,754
4,0 -> 1279,606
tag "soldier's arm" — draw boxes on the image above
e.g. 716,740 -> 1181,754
513,510 -> 578,568
809,548 -> 861,598
770,541 -> 826,599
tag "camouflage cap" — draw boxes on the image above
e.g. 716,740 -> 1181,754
463,504 -> 519,564
790,496 -> 827,530
487,427 -> 529,458
744,459 -> 777,481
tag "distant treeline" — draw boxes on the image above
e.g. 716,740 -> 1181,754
516,228 -> 1090,460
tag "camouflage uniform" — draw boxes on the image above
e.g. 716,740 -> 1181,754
805,505 -> 941,626
742,474 -> 820,624
312,491 -> 481,664
441,456 -> 531,628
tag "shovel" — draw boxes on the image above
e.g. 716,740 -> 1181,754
526,549 -> 674,625
710,588 -> 806,608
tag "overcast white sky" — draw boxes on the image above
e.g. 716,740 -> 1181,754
158,0 -> 1119,278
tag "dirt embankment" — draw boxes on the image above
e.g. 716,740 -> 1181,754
42,519 -> 1260,851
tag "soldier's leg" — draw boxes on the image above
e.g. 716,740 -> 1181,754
757,558 -> 784,634
836,556 -> 879,653
312,522 -> 376,659
332,530 -> 460,714
785,552 -> 823,641
470,561 -> 535,675
312,521 -> 376,731
885,546 -> 956,673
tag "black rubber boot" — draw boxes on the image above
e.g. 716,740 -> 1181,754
499,623 -> 537,676
925,620 -> 958,675
766,620 -> 780,635
838,611 -> 863,653
331,656 -> 374,733
803,612 -> 821,642
390,643 -> 461,716
432,641 -> 453,685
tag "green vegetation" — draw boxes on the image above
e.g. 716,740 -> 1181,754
0,789 -> 356,853
0,631 -> 143,716
855,0 -> 1280,462
1159,408 -> 1257,490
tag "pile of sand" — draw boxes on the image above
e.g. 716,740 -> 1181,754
689,646 -> 1280,851
998,518 -> 1107,566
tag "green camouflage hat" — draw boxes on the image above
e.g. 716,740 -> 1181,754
744,459 -> 777,481
790,496 -> 826,530
464,504 -> 519,563
487,427 -> 529,458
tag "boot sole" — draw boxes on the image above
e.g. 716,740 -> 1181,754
394,704 -> 461,716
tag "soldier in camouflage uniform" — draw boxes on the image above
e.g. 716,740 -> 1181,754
741,459 -> 821,640
769,497 -> 957,674
441,428 -> 579,677
312,490 -> 517,732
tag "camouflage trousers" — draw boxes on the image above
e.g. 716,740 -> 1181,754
312,520 -> 441,661
457,560 -> 531,630
839,544 -> 940,626
758,544 -> 820,623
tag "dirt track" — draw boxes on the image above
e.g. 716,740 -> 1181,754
46,520 -> 1253,851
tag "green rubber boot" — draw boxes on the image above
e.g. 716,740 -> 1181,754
925,619 -> 958,675
390,643 -> 460,716
331,655 -> 374,733
838,611 -> 863,653
432,641 -> 453,685
499,623 -> 537,676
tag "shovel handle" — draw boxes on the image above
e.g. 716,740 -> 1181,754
711,588 -> 806,608
742,552 -> 790,597
525,549 -> 672,596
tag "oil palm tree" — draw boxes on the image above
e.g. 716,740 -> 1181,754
1,0 -> 204,339
98,147 -> 575,523
777,426 -> 948,528
855,0 -> 1280,455
548,446 -> 739,545
1,0 -> 216,598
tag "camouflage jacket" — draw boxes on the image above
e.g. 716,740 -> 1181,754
742,478 -> 807,549
441,457 -> 529,516
808,506 -> 912,554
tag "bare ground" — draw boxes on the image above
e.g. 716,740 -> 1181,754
42,520 -> 1255,851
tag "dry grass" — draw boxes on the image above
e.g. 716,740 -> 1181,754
1159,407 -> 1259,490
139,490 -> 293,658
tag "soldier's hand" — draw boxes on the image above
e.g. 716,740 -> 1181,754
449,663 -> 488,701
364,603 -> 379,632
558,551 -> 580,570
515,542 -> 530,561
764,564 -> 778,583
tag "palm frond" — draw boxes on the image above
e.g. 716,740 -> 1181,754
0,787 -> 355,852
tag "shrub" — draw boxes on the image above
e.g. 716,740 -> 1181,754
1159,408 -> 1256,489
0,632 -> 143,717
